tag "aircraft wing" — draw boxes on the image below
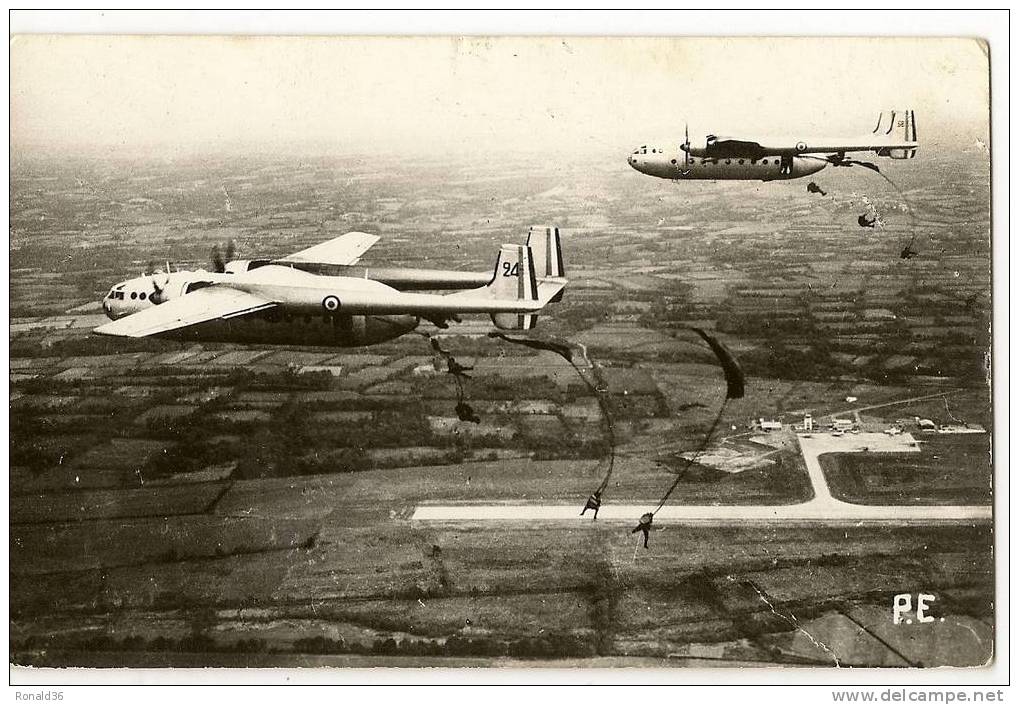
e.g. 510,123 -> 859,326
707,137 -> 770,154
703,136 -> 813,157
277,231 -> 380,266
697,111 -> 918,159
94,287 -> 276,338
705,135 -> 918,157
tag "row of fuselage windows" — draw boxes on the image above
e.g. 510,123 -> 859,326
107,289 -> 149,301
635,147 -> 785,167
670,158 -> 784,166
261,311 -> 354,328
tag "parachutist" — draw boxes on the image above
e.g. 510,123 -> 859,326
430,337 -> 473,379
806,182 -> 827,197
580,490 -> 603,519
858,213 -> 877,228
455,401 -> 480,424
632,512 -> 654,549
446,359 -> 473,379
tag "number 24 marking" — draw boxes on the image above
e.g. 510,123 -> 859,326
502,262 -> 520,277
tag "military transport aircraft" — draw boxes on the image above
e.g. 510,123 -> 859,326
627,109 -> 918,182
95,228 -> 567,347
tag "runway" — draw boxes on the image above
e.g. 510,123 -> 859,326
411,432 -> 992,526
411,502 -> 992,524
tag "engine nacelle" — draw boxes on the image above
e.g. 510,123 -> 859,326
876,147 -> 917,160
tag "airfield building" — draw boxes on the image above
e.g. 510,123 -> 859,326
938,424 -> 987,434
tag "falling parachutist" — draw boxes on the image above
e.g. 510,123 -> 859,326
580,490 -> 603,519
631,512 -> 654,549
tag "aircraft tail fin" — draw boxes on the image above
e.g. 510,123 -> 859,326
486,244 -> 540,330
872,109 -> 918,159
526,225 -> 566,302
526,226 -> 566,279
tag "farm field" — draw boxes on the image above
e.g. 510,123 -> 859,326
820,434 -> 992,506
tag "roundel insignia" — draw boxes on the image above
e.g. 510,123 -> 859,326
322,295 -> 340,312
795,141 -> 807,152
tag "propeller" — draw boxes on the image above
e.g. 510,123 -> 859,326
140,260 -> 173,303
141,264 -> 171,304
211,244 -> 226,274
150,272 -> 170,303
683,122 -> 691,166
210,239 -> 237,274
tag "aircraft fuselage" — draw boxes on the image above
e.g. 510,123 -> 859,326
101,267 -> 423,347
627,149 -> 827,181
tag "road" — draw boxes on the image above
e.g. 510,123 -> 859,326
412,432 -> 992,526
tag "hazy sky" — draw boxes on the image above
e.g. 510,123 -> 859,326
10,36 -> 990,157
